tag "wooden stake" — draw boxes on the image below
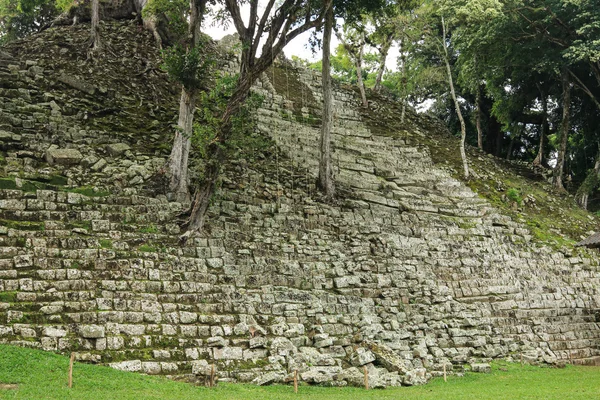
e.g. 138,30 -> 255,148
210,364 -> 215,388
443,363 -> 447,382
363,366 -> 369,390
520,353 -> 523,365
294,370 -> 298,394
68,352 -> 75,388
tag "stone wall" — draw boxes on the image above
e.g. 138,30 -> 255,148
1,21 -> 600,388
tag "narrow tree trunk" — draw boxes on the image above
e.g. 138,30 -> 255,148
318,5 -> 335,198
553,70 -> 571,191
399,39 -> 407,124
475,84 -> 483,150
166,0 -> 207,202
90,0 -> 100,50
168,88 -> 196,202
533,84 -> 548,167
183,76 -> 253,237
442,16 -> 468,179
374,38 -> 392,93
506,134 -> 515,161
355,43 -> 368,108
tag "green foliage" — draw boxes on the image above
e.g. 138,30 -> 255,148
142,0 -> 188,39
0,291 -> 16,302
138,244 -> 156,252
506,187 -> 522,205
139,224 -> 158,234
0,0 -> 58,44
99,239 -> 113,249
162,37 -> 216,91
192,74 -> 265,166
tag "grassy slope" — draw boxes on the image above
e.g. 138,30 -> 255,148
1,345 -> 600,400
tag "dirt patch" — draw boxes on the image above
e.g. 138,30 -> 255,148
0,383 -> 18,390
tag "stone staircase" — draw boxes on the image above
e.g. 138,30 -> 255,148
2,21 -> 600,389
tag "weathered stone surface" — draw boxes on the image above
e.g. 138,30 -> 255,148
471,363 -> 491,373
252,371 -> 286,386
1,20 -> 600,389
46,148 -> 83,166
110,360 -> 141,372
80,325 -> 105,338
106,143 -> 131,157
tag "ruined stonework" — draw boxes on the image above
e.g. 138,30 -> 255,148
1,21 -> 600,388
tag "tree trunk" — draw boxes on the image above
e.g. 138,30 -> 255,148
374,37 -> 392,93
553,69 -> 571,191
318,5 -> 335,198
475,84 -> 483,150
399,38 -> 407,124
183,75 -> 253,237
90,0 -> 100,50
166,0 -> 207,202
533,84 -> 548,167
506,134 -> 515,161
168,88 -> 195,202
442,17 -> 468,179
355,43 -> 368,108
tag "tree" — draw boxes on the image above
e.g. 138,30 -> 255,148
553,68 -> 572,191
440,15 -> 469,178
90,0 -> 100,51
165,0 -> 209,203
336,23 -> 368,107
318,2 -> 335,198
317,0 -> 388,199
183,0 -> 333,238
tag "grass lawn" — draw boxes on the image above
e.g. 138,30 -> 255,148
1,344 -> 600,399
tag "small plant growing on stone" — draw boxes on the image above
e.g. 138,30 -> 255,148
138,244 -> 157,252
99,239 -> 113,249
506,188 -> 522,206
140,224 -> 158,234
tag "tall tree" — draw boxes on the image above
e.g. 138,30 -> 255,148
183,0 -> 332,238
166,0 -> 209,203
336,23 -> 369,107
553,69 -> 572,191
440,15 -> 469,178
90,0 -> 100,51
318,2 -> 335,198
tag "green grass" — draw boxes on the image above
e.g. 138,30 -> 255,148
98,239 -> 113,249
1,346 -> 600,399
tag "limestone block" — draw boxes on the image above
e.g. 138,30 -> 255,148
13,255 -> 32,268
270,337 -> 297,356
141,362 -> 162,375
42,327 -> 67,337
213,347 -> 243,360
350,348 -> 376,367
252,371 -> 286,386
403,367 -> 427,386
470,363 -> 491,373
300,366 -> 342,383
0,199 -> 25,210
45,148 -> 83,166
110,360 -> 141,372
80,325 -> 105,338
92,220 -> 110,232
106,143 -> 131,157
191,359 -> 211,375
